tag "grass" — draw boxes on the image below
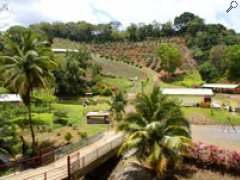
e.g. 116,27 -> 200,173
182,107 -> 240,125
21,100 -> 109,146
0,87 -> 9,94
53,102 -> 109,131
101,77 -> 132,92
163,70 -> 204,88
214,94 -> 240,108
94,55 -> 147,80
52,38 -> 82,49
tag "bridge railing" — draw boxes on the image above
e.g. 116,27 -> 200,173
69,134 -> 124,176
22,134 -> 124,180
0,133 -> 104,178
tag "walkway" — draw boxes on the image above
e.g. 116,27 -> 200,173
1,131 -> 124,180
192,125 -> 240,151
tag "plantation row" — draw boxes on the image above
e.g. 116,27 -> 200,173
87,37 -> 196,77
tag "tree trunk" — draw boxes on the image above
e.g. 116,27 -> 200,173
27,102 -> 36,154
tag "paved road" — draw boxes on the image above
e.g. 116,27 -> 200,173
1,131 -> 123,180
192,125 -> 240,151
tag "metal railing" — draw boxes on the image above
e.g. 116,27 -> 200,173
0,133 -> 104,178
22,134 -> 124,180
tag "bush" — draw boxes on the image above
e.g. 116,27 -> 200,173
101,88 -> 112,96
64,132 -> 73,143
187,142 -> 240,172
53,111 -> 68,126
78,131 -> 88,139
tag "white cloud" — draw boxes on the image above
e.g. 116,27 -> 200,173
1,0 -> 240,31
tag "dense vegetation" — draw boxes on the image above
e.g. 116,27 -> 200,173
20,12 -> 240,83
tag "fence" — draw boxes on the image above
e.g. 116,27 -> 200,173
21,134 -> 124,180
0,133 -> 104,175
69,134 -> 123,176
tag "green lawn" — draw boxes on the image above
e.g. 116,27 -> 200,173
101,77 -> 132,92
94,55 -> 147,80
0,87 -> 9,93
182,107 -> 240,125
20,100 -> 109,146
53,102 -> 109,135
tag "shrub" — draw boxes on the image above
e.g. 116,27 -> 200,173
186,142 -> 240,172
53,111 -> 68,126
78,131 -> 88,139
64,132 -> 73,143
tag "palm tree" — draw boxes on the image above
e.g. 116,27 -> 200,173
0,30 -> 57,154
111,90 -> 127,122
117,86 -> 191,176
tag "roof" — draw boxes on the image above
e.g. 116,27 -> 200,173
161,88 -> 214,96
0,94 -> 22,102
202,84 -> 239,89
86,112 -> 110,117
52,48 -> 79,53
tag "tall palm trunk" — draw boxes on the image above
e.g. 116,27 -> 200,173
27,102 -> 36,154
24,89 -> 37,155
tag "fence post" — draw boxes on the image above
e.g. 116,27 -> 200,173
44,172 -> 47,180
77,152 -> 80,169
67,156 -> 71,180
82,156 -> 85,168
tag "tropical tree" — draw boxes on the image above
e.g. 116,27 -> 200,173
54,47 -> 91,96
117,86 -> 191,176
222,45 -> 240,81
0,30 -> 57,154
156,43 -> 182,74
0,110 -> 20,158
111,90 -> 127,122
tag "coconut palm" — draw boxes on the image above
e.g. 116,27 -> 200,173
0,30 -> 57,154
117,86 -> 191,176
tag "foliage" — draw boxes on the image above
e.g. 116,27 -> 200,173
64,132 -> 73,143
78,131 -> 88,139
222,45 -> 240,81
32,89 -> 57,112
117,86 -> 191,176
156,43 -> 182,73
0,30 -> 57,153
0,87 -> 8,94
199,62 -> 219,83
0,111 -> 21,156
54,47 -> 93,96
53,110 -> 69,126
111,90 -> 127,122
187,142 -> 240,172
173,70 -> 204,87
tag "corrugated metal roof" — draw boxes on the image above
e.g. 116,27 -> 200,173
202,84 -> 239,89
161,88 -> 214,96
52,48 -> 79,53
0,94 -> 22,102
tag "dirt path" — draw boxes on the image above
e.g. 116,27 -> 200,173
192,125 -> 240,151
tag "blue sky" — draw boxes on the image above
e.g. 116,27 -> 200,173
1,0 -> 240,32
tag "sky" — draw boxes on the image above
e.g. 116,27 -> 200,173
0,0 -> 240,32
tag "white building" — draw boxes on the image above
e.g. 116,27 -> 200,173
0,94 -> 22,103
161,88 -> 214,107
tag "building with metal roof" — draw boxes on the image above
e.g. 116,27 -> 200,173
202,84 -> 239,89
52,48 -> 79,53
202,84 -> 240,94
161,88 -> 214,96
0,94 -> 22,103
161,88 -> 214,107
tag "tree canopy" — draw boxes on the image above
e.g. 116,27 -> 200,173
156,43 -> 182,73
